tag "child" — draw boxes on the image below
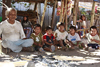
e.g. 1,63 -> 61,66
77,15 -> 86,37
86,26 -> 100,49
43,26 -> 56,52
30,24 -> 44,52
66,26 -> 85,49
54,22 -> 68,51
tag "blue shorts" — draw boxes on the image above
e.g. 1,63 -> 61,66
87,43 -> 99,49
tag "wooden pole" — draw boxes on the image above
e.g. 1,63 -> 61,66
59,0 -> 64,22
51,0 -> 57,28
73,0 -> 77,25
90,1 -> 96,26
63,0 -> 67,23
2,0 -> 6,21
65,0 -> 68,30
34,3 -> 38,11
40,0 -> 48,26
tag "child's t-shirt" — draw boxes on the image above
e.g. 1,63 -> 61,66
67,33 -> 81,43
43,33 -> 55,44
86,33 -> 100,44
30,33 -> 42,44
54,29 -> 68,41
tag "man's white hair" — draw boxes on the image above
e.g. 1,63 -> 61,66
5,8 -> 17,18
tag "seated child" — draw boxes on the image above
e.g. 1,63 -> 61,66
30,24 -> 44,52
43,26 -> 56,52
86,26 -> 100,49
54,22 -> 68,50
66,26 -> 85,49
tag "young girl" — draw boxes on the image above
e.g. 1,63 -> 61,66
30,24 -> 44,52
77,15 -> 86,37
54,22 -> 68,51
22,16 -> 33,38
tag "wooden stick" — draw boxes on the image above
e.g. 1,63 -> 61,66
73,0 -> 77,25
34,3 -> 38,11
90,1 -> 96,26
63,0 -> 67,23
59,0 -> 64,22
51,0 -> 57,28
40,0 -> 48,26
65,0 -> 68,30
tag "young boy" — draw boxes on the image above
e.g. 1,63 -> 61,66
66,26 -> 85,49
86,26 -> 100,49
30,24 -> 44,52
54,22 -> 68,50
43,26 -> 56,52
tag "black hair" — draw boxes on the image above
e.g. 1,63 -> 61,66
70,26 -> 76,31
22,16 -> 29,22
80,15 -> 86,21
45,26 -> 52,31
34,24 -> 41,29
90,26 -> 97,31
59,22 -> 65,27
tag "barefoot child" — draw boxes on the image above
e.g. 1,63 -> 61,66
54,22 -> 68,50
66,26 -> 85,49
30,24 -> 44,52
43,26 -> 56,52
86,26 -> 100,49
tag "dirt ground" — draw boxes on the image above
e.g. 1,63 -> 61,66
0,48 -> 100,67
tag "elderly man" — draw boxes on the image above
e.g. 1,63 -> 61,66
0,8 -> 34,52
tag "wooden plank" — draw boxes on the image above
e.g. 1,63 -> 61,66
51,0 -> 57,28
40,0 -> 48,26
90,1 -> 96,26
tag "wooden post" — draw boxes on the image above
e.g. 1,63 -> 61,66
40,0 -> 48,26
2,0 -> 6,21
59,0 -> 64,22
63,0 -> 67,23
73,0 -> 77,25
51,0 -> 57,28
34,3 -> 38,11
65,0 -> 68,30
90,1 -> 96,26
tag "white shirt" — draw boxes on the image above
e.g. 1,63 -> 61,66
0,20 -> 26,41
67,33 -> 81,43
86,33 -> 100,44
54,29 -> 68,40
81,21 -> 86,27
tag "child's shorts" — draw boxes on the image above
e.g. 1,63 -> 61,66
87,43 -> 99,49
73,41 -> 83,45
57,40 -> 67,46
34,46 -> 41,51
